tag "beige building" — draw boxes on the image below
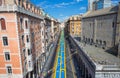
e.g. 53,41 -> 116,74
51,18 -> 60,41
65,15 -> 82,39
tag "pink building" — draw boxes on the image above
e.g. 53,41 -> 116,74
0,0 -> 46,78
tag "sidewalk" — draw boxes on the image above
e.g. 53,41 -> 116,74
73,37 -> 120,66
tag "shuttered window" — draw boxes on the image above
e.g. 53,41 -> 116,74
5,52 -> 10,61
1,18 -> 6,30
25,21 -> 28,29
7,66 -> 12,74
3,37 -> 8,46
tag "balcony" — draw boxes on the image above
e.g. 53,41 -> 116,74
24,28 -> 30,34
0,5 -> 44,19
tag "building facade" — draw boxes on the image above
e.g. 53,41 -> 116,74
93,0 -> 112,10
88,0 -> 96,11
69,35 -> 120,78
117,3 -> 120,58
65,15 -> 82,39
89,0 -> 111,11
82,5 -> 119,51
0,0 -> 60,78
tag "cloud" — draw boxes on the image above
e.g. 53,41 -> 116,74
111,1 -> 119,5
37,1 -> 46,6
58,16 -> 69,22
36,0 -> 82,9
59,14 -> 63,17
76,0 -> 83,2
54,2 -> 76,8
79,7 -> 86,11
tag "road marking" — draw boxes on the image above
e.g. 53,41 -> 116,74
53,31 -> 66,78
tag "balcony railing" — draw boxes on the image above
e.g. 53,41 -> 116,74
0,5 -> 44,19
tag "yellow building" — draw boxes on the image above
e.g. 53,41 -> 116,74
66,15 -> 82,38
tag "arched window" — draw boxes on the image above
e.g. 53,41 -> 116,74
99,40 -> 102,45
91,39 -> 93,43
96,40 -> 98,44
103,41 -> 106,46
18,0 -> 21,5
1,18 -> 6,30
25,20 -> 28,29
26,35 -> 29,42
88,38 -> 90,42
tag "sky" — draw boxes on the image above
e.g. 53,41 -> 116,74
30,0 -> 119,22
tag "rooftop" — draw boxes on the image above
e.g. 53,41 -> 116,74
82,5 -> 118,18
73,37 -> 120,66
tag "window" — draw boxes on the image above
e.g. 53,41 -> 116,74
20,18 -> 23,30
26,35 -> 29,42
26,2 -> 28,9
18,0 -> 21,5
1,18 -> 6,30
5,52 -> 10,61
25,20 -> 28,29
23,49 -> 26,59
3,37 -> 8,46
22,35 -> 24,45
29,61 -> 31,67
103,41 -> 106,46
90,23 -> 91,28
28,49 -> 31,55
96,40 -> 98,44
7,66 -> 12,74
112,22 -> 115,28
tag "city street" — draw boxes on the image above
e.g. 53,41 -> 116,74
0,0 -> 120,78
43,30 -> 82,78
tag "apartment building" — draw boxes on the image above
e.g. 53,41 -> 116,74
0,0 -> 48,78
51,18 -> 60,41
65,15 -> 82,40
44,14 -> 52,57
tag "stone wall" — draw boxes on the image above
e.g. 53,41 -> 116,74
82,13 -> 117,49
